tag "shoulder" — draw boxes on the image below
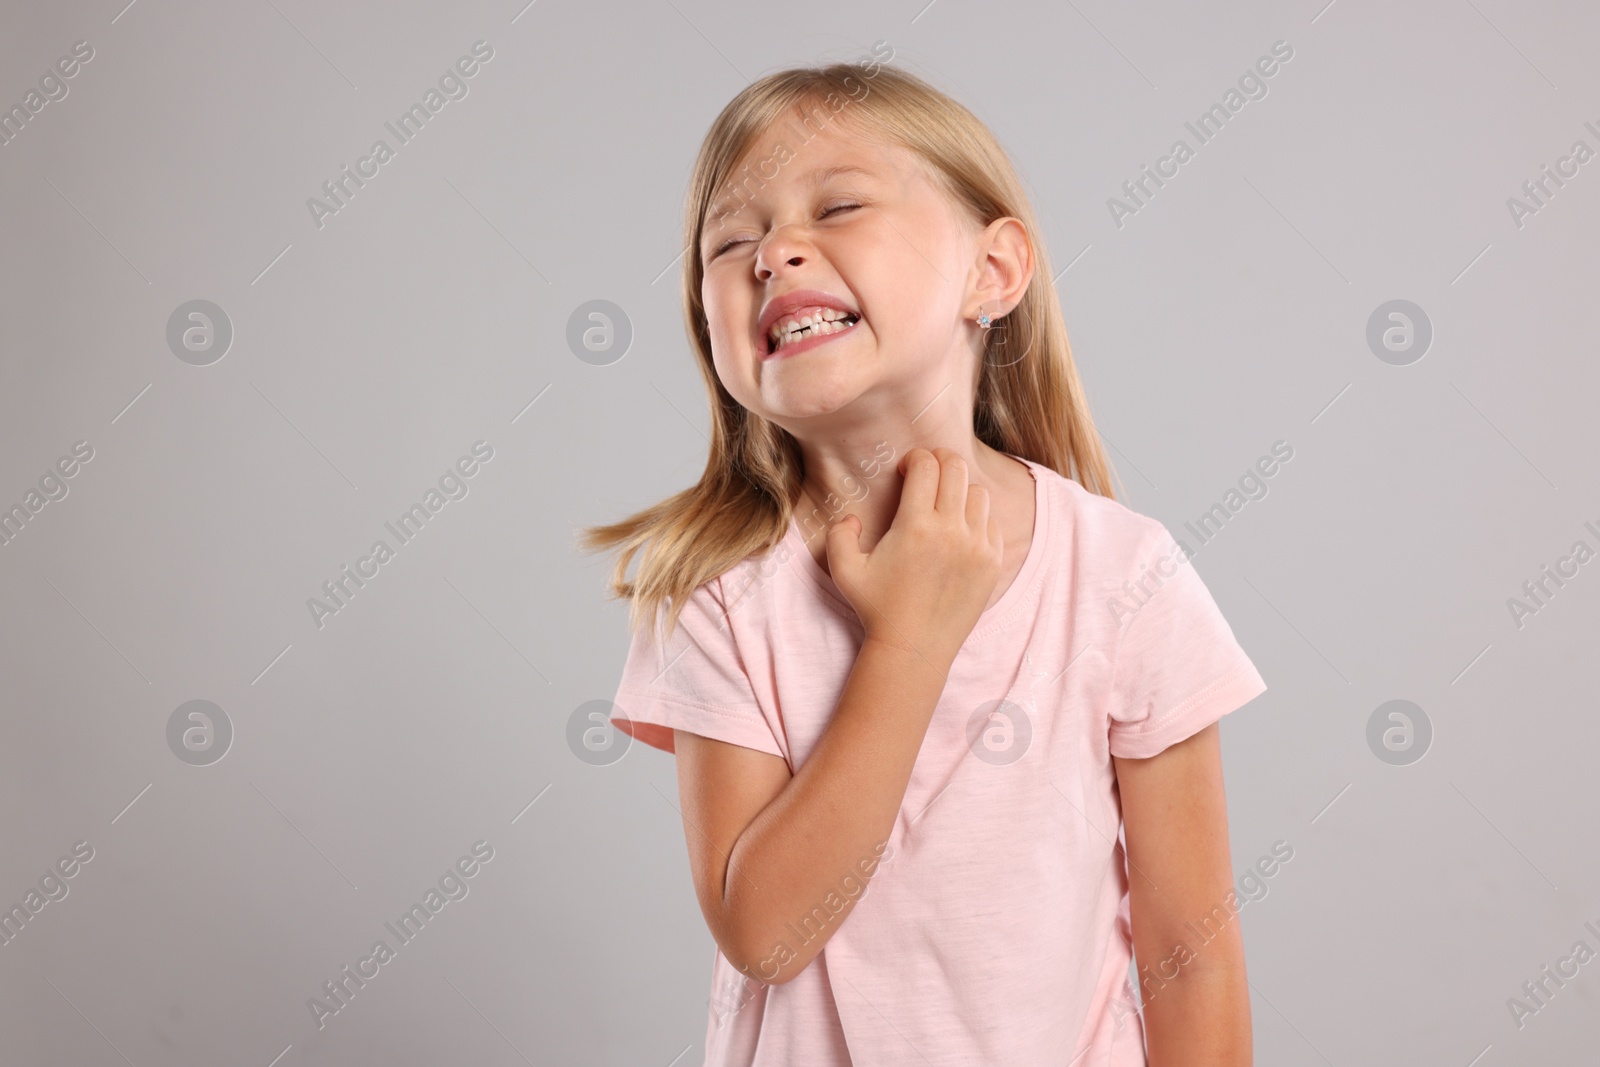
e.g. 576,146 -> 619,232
1027,460 -> 1172,576
632,534 -> 776,647
689,531 -> 804,627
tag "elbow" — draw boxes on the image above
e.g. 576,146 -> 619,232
714,878 -> 819,987
720,921 -> 801,987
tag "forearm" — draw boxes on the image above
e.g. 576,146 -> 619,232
1140,959 -> 1252,1066
723,637 -> 950,984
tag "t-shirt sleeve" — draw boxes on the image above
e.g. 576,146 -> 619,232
608,576 -> 785,759
1105,522 -> 1267,759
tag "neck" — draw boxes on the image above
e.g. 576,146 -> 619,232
793,436 -> 1014,553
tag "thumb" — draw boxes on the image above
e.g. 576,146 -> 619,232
824,513 -> 864,577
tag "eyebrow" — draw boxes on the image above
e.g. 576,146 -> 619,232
706,163 -> 878,227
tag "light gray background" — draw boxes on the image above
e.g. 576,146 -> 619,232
1,0 -> 1596,1064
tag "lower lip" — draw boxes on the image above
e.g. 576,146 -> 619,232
763,319 -> 860,360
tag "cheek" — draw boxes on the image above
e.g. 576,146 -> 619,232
865,291 -> 935,351
707,319 -> 754,382
847,234 -> 958,342
706,334 -> 753,403
702,284 -> 749,348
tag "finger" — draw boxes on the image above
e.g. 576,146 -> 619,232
965,481 -> 991,535
932,448 -> 970,516
894,447 -> 940,521
824,512 -> 863,570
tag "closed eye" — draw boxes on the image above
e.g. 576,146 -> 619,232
709,202 -> 863,258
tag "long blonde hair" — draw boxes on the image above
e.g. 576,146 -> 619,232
579,61 -> 1118,642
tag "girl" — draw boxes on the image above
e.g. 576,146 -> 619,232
582,60 -> 1265,1066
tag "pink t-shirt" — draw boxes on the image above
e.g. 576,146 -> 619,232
609,455 -> 1267,1066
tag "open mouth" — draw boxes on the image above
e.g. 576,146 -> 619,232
765,311 -> 861,355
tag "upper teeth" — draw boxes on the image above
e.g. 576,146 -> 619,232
769,306 -> 858,348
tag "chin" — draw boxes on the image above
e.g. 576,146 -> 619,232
762,376 -> 867,420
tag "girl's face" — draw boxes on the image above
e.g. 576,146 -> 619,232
699,107 -> 986,428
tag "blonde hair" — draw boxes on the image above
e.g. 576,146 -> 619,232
579,60 -> 1118,642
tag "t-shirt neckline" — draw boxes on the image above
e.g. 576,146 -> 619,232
783,453 -> 1050,637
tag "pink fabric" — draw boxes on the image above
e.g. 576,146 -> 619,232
610,456 -> 1267,1066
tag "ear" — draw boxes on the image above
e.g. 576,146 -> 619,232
967,217 -> 1035,319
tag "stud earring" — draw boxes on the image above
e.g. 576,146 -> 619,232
976,309 -> 993,330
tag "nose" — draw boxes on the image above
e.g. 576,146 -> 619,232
754,227 -> 808,282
